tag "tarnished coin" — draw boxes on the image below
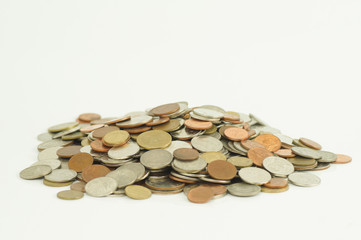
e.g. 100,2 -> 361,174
173,148 -> 199,161
106,169 -> 137,188
227,156 -> 253,168
32,159 -> 61,170
116,115 -> 153,128
44,169 -> 77,182
149,103 -> 180,116
263,177 -> 288,189
102,130 -> 130,147
137,130 -> 172,150
247,147 -> 273,167
227,183 -> 261,197
68,153 -> 94,172
108,140 -> 140,160
288,172 -> 321,187
92,126 -> 120,139
224,127 -> 249,141
263,156 -> 294,177
191,136 -> 223,152
20,165 -> 52,180
173,157 -> 207,173
238,167 -> 271,185
207,160 -> 237,180
48,122 -> 79,133
291,147 -> 321,159
299,137 -> 322,150
187,186 -> 214,203
317,151 -> 337,163
85,177 -> 117,197
334,154 -> 352,164
185,118 -> 213,130
57,190 -> 84,200
140,149 -> 173,170
57,146 -> 82,158
125,185 -> 152,200
38,146 -> 62,161
254,134 -> 281,152
81,164 -> 111,182
201,152 -> 226,163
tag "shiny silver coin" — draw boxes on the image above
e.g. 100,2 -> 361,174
37,139 -> 73,151
189,112 -> 221,123
106,169 -> 137,188
191,136 -> 223,152
227,183 -> 261,197
85,177 -> 118,197
37,132 -> 54,142
173,157 -> 207,173
291,147 -> 322,159
238,167 -> 271,185
32,159 -> 61,170
164,140 -> 192,154
317,151 -> 337,163
140,149 -> 173,170
44,169 -> 77,183
20,165 -> 52,180
288,172 -> 321,187
310,162 -> 331,171
263,156 -> 294,177
108,140 -> 140,160
38,146 -> 62,161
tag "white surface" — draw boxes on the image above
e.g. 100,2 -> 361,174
1,1 -> 361,240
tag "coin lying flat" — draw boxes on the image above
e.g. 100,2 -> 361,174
185,119 -> 213,130
187,186 -> 214,203
102,130 -> 130,147
116,115 -> 153,128
299,137 -> 322,150
149,103 -> 180,116
48,122 -> 79,133
125,185 -> 152,200
57,190 -> 84,200
137,130 -> 172,150
291,147 -> 321,159
120,163 -> 146,180
68,153 -> 94,172
32,159 -> 61,170
224,127 -> 249,141
43,179 -> 73,187
173,157 -> 207,173
207,160 -> 237,180
38,147 -> 62,161
57,146 -> 82,158
227,156 -> 253,168
254,134 -> 281,152
261,185 -> 289,193
20,165 -> 52,180
201,152 -> 226,163
106,169 -> 137,188
191,136 -> 223,152
247,147 -> 273,167
263,156 -> 294,177
70,181 -> 86,192
334,154 -> 352,164
227,183 -> 261,197
44,169 -> 77,183
238,167 -> 271,185
92,126 -> 120,139
81,164 -> 111,182
85,177 -> 117,197
108,140 -> 140,160
38,139 -> 73,151
173,148 -> 199,161
288,172 -> 321,187
164,141 -> 192,154
145,177 -> 184,191
140,149 -> 173,170
317,151 -> 337,163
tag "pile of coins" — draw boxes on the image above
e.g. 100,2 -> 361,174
20,102 -> 352,203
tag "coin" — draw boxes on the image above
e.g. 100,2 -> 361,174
125,126 -> 152,134
116,115 -> 153,128
227,156 -> 253,168
145,177 -> 185,190
81,164 -> 111,182
145,117 -> 170,126
149,103 -> 180,116
120,163 -> 146,180
200,152 -> 226,163
288,172 -> 321,187
261,185 -> 289,193
92,126 -> 120,139
108,140 -> 140,160
207,160 -> 237,180
53,126 -> 81,139
334,154 -> 352,164
38,139 -> 73,151
254,134 -> 281,152
238,167 -> 271,185
263,177 -> 288,189
240,140 -> 266,150
32,159 -> 61,170
38,146 -> 62,161
184,118 -> 212,130
287,157 -> 317,166
224,127 -> 249,141
78,113 -> 101,122
299,137 -> 322,150
191,136 -> 223,152
48,122 -> 79,133
227,183 -> 261,197
139,149 -> 172,170
20,165 -> 52,180
106,169 -> 137,188
102,130 -> 130,147
85,177 -> 117,197
152,119 -> 182,132
70,181 -> 86,192
164,140 -> 192,154
173,148 -> 199,161
204,124 -> 217,134
137,130 -> 172,150
263,156 -> 294,177
43,179 -> 73,187
317,151 -> 337,163
44,169 -> 77,182
201,184 -> 227,196
173,157 -> 207,173
68,153 -> 94,172
247,147 -> 273,167
187,186 -> 214,203
57,190 -> 84,200
56,145 -> 82,158
90,139 -> 110,153
291,147 -> 321,159
274,149 -> 296,158
125,185 -> 152,200
193,107 -> 224,119
37,132 -> 54,142
80,124 -> 104,133
310,162 -> 331,171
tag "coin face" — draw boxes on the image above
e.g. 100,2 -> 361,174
68,153 -> 94,172
137,130 -> 172,150
140,149 -> 173,170
78,113 -> 101,122
173,148 -> 199,161
125,185 -> 152,200
57,146 -> 82,158
317,151 -> 337,163
81,164 -> 111,182
37,132 -> 54,142
102,130 -> 130,147
116,115 -> 153,128
191,136 -> 223,152
44,169 -> 77,183
263,177 -> 288,189
291,147 -> 321,159
263,156 -> 294,177
238,167 -> 271,185
106,169 -> 137,188
224,127 -> 249,141
20,165 -> 52,180
227,183 -> 261,197
92,126 -> 120,139
173,157 -> 207,173
288,172 -> 321,187
152,119 -> 182,132
200,152 -> 226,163
274,149 -> 296,158
38,147 -> 62,161
90,139 -> 110,153
48,122 -> 79,133
108,140 -> 140,160
57,190 -> 84,200
32,159 -> 61,170
207,160 -> 237,180
187,186 -> 214,203
184,119 -> 213,130
299,137 -> 322,150
254,134 -> 281,152
334,154 -> 352,164
164,141 -> 192,154
85,177 -> 117,197
226,156 -> 253,168
247,147 -> 273,167
120,163 -> 146,180
193,107 -> 224,119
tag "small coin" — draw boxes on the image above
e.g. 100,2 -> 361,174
201,184 -> 227,196
53,126 -> 81,139
20,165 -> 52,180
32,159 -> 61,170
57,190 -> 84,200
261,185 -> 289,193
120,163 -> 146,180
78,113 -> 101,122
62,132 -> 85,141
173,148 -> 199,161
106,169 -> 137,188
44,169 -> 77,183
48,122 -> 79,133
247,147 -> 273,167
57,145 -> 82,158
263,156 -> 294,177
310,162 -> 331,171
263,177 -> 288,189
108,140 -> 140,160
184,118 -> 213,130
92,126 -> 120,139
187,186 -> 214,203
145,177 -> 185,190
201,152 -> 226,163
224,127 -> 249,141
199,176 -> 231,184
38,139 -> 73,151
102,130 -> 130,147
254,134 -> 281,152
37,132 -> 54,142
317,151 -> 337,163
85,177 -> 118,197
227,156 -> 253,168
288,172 -> 321,187
193,107 -> 224,119
173,157 -> 207,173
90,139 -> 110,153
137,130 -> 172,150
68,153 -> 94,172
207,160 -> 237,180
80,124 -> 104,133
81,164 -> 111,182
227,183 -> 261,197
287,157 -> 317,166
125,126 -> 151,134
149,103 -> 180,116
43,179 -> 73,187
204,124 -> 217,134
125,185 -> 152,200
152,119 -> 182,132
240,140 -> 266,150
299,137 -> 322,150
291,147 -> 321,159
70,181 -> 86,192
274,149 -> 296,158
334,154 -> 352,164
164,140 -> 192,154
191,136 -> 223,152
238,167 -> 271,185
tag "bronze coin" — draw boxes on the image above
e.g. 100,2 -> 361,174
248,129 -> 257,137
149,103 -> 180,116
173,148 -> 199,161
90,139 -> 110,153
78,113 -> 101,122
218,125 -> 234,137
274,149 -> 296,158
254,134 -> 281,152
56,145 -> 82,158
80,124 -> 105,133
70,181 -> 86,192
145,117 -> 170,126
201,184 -> 227,195
68,153 -> 94,172
124,126 -> 151,134
247,147 -> 274,167
187,186 -> 214,204
243,122 -> 250,131
223,112 -> 241,121
263,177 -> 288,189
76,118 -> 89,124
334,154 -> 352,164
92,126 -> 120,139
207,160 -> 237,180
299,137 -> 322,150
224,119 -> 243,124
184,118 -> 212,130
224,127 -> 249,141
241,140 -> 266,150
81,164 -> 111,182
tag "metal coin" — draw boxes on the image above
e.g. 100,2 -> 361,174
247,147 -> 273,167
137,130 -> 172,150
48,122 -> 79,133
287,157 -> 317,166
288,172 -> 321,187
56,145 -> 82,158
310,162 -> 331,171
191,136 -> 223,152
108,140 -> 140,160
20,165 -> 52,180
37,132 -> 54,142
62,132 -> 85,140
261,185 -> 289,193
152,118 -> 182,132
193,107 -> 224,119
334,154 -> 352,164
125,185 -> 152,200
37,139 -> 73,151
120,162 -> 146,180
207,160 -> 237,180
70,181 -> 86,192
38,147 -> 62,161
92,126 -> 120,139
68,153 -> 94,172
145,177 -> 185,190
263,156 -> 294,177
102,130 -> 130,147
227,183 -> 261,197
317,151 -> 337,163
164,140 -> 192,154
238,167 -> 271,185
85,177 -> 118,197
57,190 -> 84,200
106,169 -> 137,188
53,126 -> 81,139
187,186 -> 214,203
291,147 -> 322,159
116,115 -> 153,128
81,164 -> 111,182
299,137 -> 322,150
140,149 -> 173,170
44,169 -> 77,183
173,148 -> 199,161
226,156 -> 253,168
32,159 -> 61,170
43,179 -> 73,187
254,134 -> 281,152
171,127 -> 204,140
173,157 -> 207,173
199,176 -> 231,184
201,152 -> 227,163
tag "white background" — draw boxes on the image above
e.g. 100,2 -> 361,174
1,1 -> 360,240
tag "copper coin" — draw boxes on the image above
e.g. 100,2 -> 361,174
90,139 -> 110,153
201,184 -> 227,195
78,113 -> 101,122
145,117 -> 170,126
241,140 -> 266,150
334,154 -> 352,164
207,160 -> 237,180
224,127 -> 249,141
68,153 -> 94,172
218,125 -> 235,137
81,164 -> 111,182
247,147 -> 274,167
187,186 -> 214,204
254,134 -> 281,152
70,181 -> 86,192
149,103 -> 180,116
80,124 -> 104,133
76,118 -> 89,124
248,129 -> 257,137
92,126 -> 120,139
274,149 -> 296,158
124,126 -> 151,134
184,118 -> 212,130
263,177 -> 288,189
56,145 -> 82,158
103,116 -> 131,125
223,112 -> 241,121
299,137 -> 322,150
173,148 -> 199,161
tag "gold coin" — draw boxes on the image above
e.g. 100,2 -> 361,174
43,179 -> 73,187
102,130 -> 130,147
204,124 -> 217,134
261,185 -> 289,193
200,152 -> 226,163
62,132 -> 85,140
48,122 -> 79,133
136,130 -> 172,150
57,190 -> 84,200
227,156 -> 253,168
125,185 -> 152,200
152,119 -> 181,132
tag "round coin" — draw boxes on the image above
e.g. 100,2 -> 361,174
78,113 -> 101,122
56,145 -> 82,158
263,156 -> 294,177
227,156 -> 253,168
43,179 -> 73,187
261,185 -> 289,193
247,147 -> 273,167
108,140 -> 140,160
136,130 -> 172,150
32,159 -> 61,170
149,103 -> 180,116
263,177 -> 288,189
238,167 -> 271,185
81,164 -> 111,182
145,117 -> 170,126
102,130 -> 130,147
173,148 -> 199,161
70,181 -> 86,192
48,122 -> 79,133
68,152 -> 94,172
254,134 -> 281,152
140,149 -> 173,170
200,152 -> 227,163
20,165 -> 52,180
85,177 -> 117,197
224,127 -> 249,141
299,137 -> 322,150
207,160 -> 237,180
125,185 -> 152,200
92,126 -> 120,139
106,169 -> 137,188
90,139 -> 110,153
317,151 -> 337,163
57,190 -> 84,200
334,154 -> 352,164
227,183 -> 261,197
44,169 -> 77,183
116,115 -> 153,128
173,157 -> 207,173
187,186 -> 214,203
191,136 -> 223,152
291,147 -> 321,159
288,172 -> 321,187
184,119 -> 213,130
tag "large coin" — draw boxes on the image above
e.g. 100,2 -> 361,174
85,177 -> 117,197
191,136 -> 223,152
173,157 -> 207,173
263,156 -> 294,177
136,130 -> 172,150
106,169 -> 137,188
227,183 -> 261,197
108,140 -> 140,160
125,185 -> 152,200
291,147 -> 321,159
238,167 -> 271,185
140,149 -> 173,170
288,172 -> 321,187
20,165 -> 52,180
44,169 -> 77,183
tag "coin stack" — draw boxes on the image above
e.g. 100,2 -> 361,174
20,102 -> 352,203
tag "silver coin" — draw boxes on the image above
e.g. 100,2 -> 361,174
48,122 -> 79,133
37,139 -> 73,151
291,147 -> 322,159
310,162 -> 331,171
85,177 -> 118,197
191,136 -> 223,152
44,169 -> 77,183
106,169 -> 137,188
173,157 -> 207,173
288,172 -> 321,187
263,156 -> 294,177
32,159 -> 61,170
52,126 -> 81,139
170,171 -> 199,181
108,140 -> 140,160
116,115 -> 152,128
249,114 -> 268,126
164,140 -> 192,154
180,172 -> 208,178
317,151 -> 337,163
37,132 -> 54,142
119,162 -> 145,180
193,108 -> 224,119
273,133 -> 293,145
238,167 -> 271,185
38,147 -> 62,161
189,112 -> 221,123
258,126 -> 281,134
140,149 -> 173,170
227,183 -> 261,197
137,170 -> 150,181
208,131 -> 221,140
20,165 -> 52,180
171,127 -> 204,140
233,141 -> 248,153
199,176 -> 231,184
238,113 -> 251,123
200,105 -> 225,113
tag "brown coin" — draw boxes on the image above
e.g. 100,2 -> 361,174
56,145 -> 82,158
254,134 -> 281,152
247,147 -> 274,167
201,184 -> 227,196
187,186 -> 214,204
299,137 -> 322,150
263,177 -> 288,189
124,126 -> 151,134
146,117 -> 170,126
184,118 -> 212,130
207,160 -> 237,180
81,164 -> 111,182
80,124 -> 104,133
169,175 -> 197,184
90,139 -> 110,153
334,154 -> 352,164
149,103 -> 180,116
224,127 -> 249,141
173,148 -> 199,161
68,153 -> 94,172
78,113 -> 101,122
274,149 -> 296,158
70,181 -> 86,192
224,119 -> 243,124
92,126 -> 120,139
241,140 -> 266,150
76,118 -> 89,124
